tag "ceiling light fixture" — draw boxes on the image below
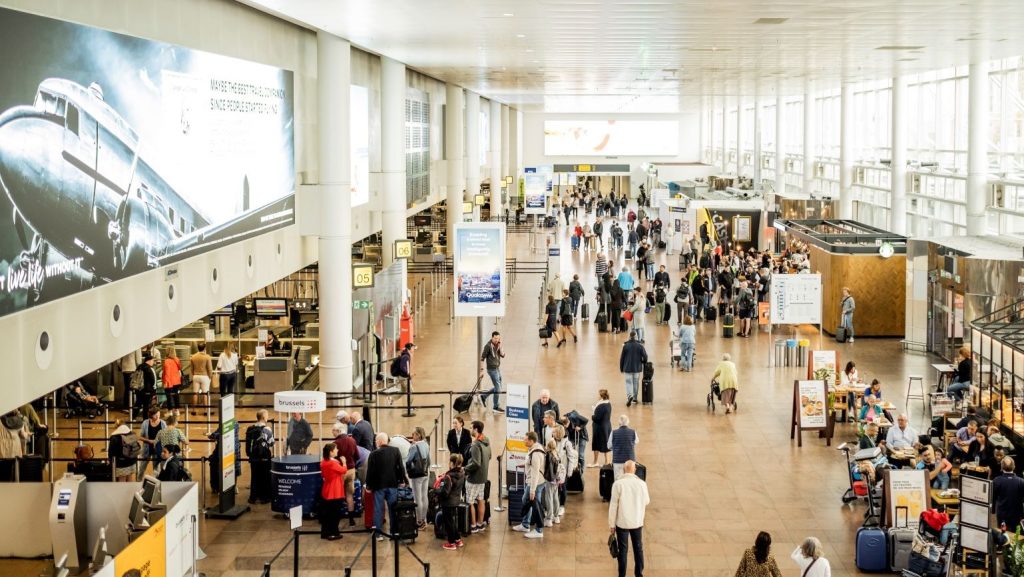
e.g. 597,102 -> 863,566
874,45 -> 925,51
503,13 -> 514,17
517,34 -> 527,38
754,17 -> 789,24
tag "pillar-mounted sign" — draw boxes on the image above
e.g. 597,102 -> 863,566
504,176 -> 513,185
394,239 -> 413,260
462,202 -> 474,214
474,194 -> 486,206
352,263 -> 374,289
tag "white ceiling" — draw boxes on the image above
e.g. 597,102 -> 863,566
240,0 -> 1024,111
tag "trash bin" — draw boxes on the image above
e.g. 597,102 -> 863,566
774,339 -> 786,366
785,339 -> 798,366
797,339 -> 810,367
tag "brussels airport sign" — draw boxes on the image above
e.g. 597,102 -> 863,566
0,7 -> 295,318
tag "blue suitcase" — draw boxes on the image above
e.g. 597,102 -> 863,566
856,526 -> 889,572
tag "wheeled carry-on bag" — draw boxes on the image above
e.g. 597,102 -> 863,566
599,464 -> 615,501
566,468 -> 584,493
723,313 -> 734,338
581,303 -> 589,320
890,506 -> 914,571
705,306 -> 717,321
641,379 -> 653,405
856,526 -> 889,572
597,312 -> 609,332
836,326 -> 848,343
394,499 -> 419,542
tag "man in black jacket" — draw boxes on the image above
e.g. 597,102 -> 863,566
531,390 -> 560,436
365,432 -> 409,540
619,331 -> 648,407
653,265 -> 670,291
993,457 -> 1024,532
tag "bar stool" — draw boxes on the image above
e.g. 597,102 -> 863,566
905,375 -> 925,408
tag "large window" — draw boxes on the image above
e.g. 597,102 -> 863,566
405,89 -> 430,205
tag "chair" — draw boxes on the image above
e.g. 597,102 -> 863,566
905,375 -> 925,408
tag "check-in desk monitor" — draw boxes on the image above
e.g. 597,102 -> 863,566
49,475 -> 87,569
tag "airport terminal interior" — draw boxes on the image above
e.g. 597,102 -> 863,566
2,1 -> 1024,577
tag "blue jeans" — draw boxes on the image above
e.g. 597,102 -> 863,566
624,373 -> 641,400
842,313 -> 854,339
646,263 -> 654,279
372,487 -> 398,533
947,380 -> 970,402
520,483 -> 545,532
483,368 -> 503,409
632,324 -> 645,342
681,342 -> 694,370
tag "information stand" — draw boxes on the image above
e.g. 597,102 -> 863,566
791,380 -> 831,447
957,475 -> 992,570
768,274 -> 823,367
206,394 -> 249,519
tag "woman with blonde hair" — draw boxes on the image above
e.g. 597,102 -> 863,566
217,341 -> 239,396
791,537 -> 831,577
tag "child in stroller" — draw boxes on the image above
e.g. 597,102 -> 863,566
63,381 -> 103,418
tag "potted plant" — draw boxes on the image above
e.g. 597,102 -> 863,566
1004,526 -> 1024,577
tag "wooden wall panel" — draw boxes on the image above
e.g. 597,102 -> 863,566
806,245 -> 906,337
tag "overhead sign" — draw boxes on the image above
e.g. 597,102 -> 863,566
453,222 -> 506,317
274,390 -> 327,413
0,7 -> 295,320
552,164 -> 631,173
352,300 -> 371,309
504,176 -> 513,184
352,264 -> 375,289
770,274 -> 822,325
394,239 -> 413,260
474,194 -> 486,206
462,201 -> 474,214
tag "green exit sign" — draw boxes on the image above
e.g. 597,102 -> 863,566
352,300 -> 371,309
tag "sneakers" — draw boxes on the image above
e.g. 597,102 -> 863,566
471,525 -> 485,534
512,524 -> 529,533
442,543 -> 458,551
554,516 -> 561,524
849,337 -> 855,343
543,520 -> 553,527
456,539 -> 465,548
524,530 -> 544,539
493,408 -> 504,415
557,506 -> 565,516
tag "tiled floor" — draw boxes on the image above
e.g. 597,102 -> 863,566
2,211 -> 944,577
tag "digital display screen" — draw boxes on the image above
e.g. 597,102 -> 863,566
57,489 -> 71,510
254,298 -> 287,317
211,304 -> 234,316
0,7 -> 295,318
413,215 -> 432,226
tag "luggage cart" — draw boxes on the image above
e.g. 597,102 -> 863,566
669,339 -> 681,368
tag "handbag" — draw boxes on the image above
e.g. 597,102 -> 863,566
608,533 -> 618,558
622,310 -> 633,322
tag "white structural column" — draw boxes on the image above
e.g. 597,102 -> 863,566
720,88 -> 727,173
775,82 -> 785,194
512,109 -> 523,177
967,59 -> 989,235
316,32 -> 353,393
890,74 -> 908,235
500,105 -> 510,180
839,82 -> 854,219
698,93 -> 706,163
736,81 -> 743,175
380,56 -> 406,267
489,99 -> 502,215
753,82 -> 762,187
803,80 -> 815,195
445,84 -> 464,251
465,91 -> 481,212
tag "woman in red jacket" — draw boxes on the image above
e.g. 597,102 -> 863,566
320,442 -> 348,540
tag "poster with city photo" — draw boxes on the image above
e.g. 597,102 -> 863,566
0,6 -> 295,318
453,222 -> 506,317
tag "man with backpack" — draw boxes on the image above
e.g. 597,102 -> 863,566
108,420 -> 143,482
245,409 -> 275,504
390,343 -> 415,392
464,420 -> 491,533
511,432 -> 548,540
131,354 -> 158,417
674,281 -> 691,325
733,280 -> 756,338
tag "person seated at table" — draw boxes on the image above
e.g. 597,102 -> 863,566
945,346 -> 973,403
949,419 -> 978,463
859,423 -> 883,450
859,395 -> 884,424
841,362 -> 861,420
955,406 -> 992,429
886,414 -> 920,452
916,445 -> 952,489
863,379 -> 882,400
966,429 -> 997,473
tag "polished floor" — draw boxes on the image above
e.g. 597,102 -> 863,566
5,209 -> 944,577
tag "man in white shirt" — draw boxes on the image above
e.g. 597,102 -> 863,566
885,414 -> 920,451
609,460 -> 650,577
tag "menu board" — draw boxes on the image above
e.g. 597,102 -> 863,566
796,380 -> 828,429
809,350 -> 839,387
770,274 -> 822,325
886,469 -> 930,530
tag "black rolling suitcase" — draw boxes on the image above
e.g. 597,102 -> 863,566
394,499 -> 419,541
599,464 -> 615,501
705,306 -> 717,321
433,511 -> 446,538
507,485 -> 525,526
723,313 -> 734,338
641,379 -> 653,405
581,303 -> 589,321
662,304 -> 671,324
596,312 -> 609,332
566,468 -> 584,493
457,502 -> 471,535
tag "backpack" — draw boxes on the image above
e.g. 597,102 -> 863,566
674,285 -> 690,304
406,444 -> 428,479
740,291 -> 754,309
129,368 -> 145,391
1,412 -> 24,430
120,432 -> 142,460
543,451 -> 558,482
655,289 -> 666,304
390,356 -> 402,377
246,424 -> 272,461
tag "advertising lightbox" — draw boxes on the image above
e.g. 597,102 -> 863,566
0,7 -> 295,317
453,222 -> 506,317
544,120 -> 679,156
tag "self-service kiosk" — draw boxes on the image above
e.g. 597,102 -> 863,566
49,474 -> 88,570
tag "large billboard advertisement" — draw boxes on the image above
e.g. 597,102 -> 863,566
544,120 -> 679,156
453,222 -> 506,317
0,7 -> 295,317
